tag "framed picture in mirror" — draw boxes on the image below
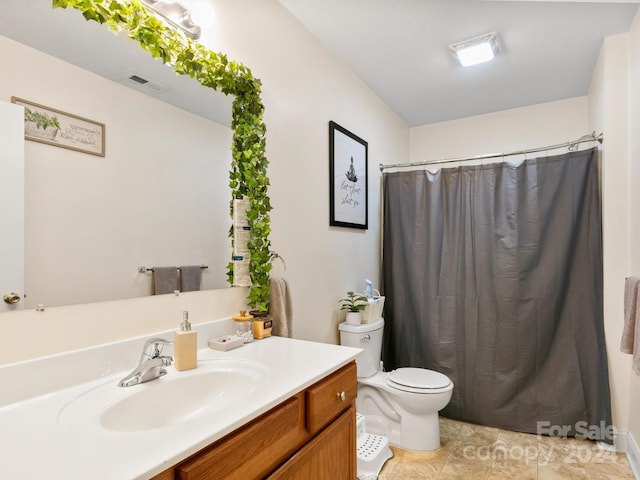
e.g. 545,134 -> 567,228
11,97 -> 105,157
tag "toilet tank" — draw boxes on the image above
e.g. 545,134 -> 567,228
338,318 -> 384,378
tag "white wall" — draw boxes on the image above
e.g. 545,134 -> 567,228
198,0 -> 409,343
0,287 -> 249,365
588,32 -> 632,437
626,10 -> 640,446
0,0 -> 408,364
589,9 -> 640,456
0,35 -> 232,308
410,97 -> 588,163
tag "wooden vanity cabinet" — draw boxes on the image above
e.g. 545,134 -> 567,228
151,361 -> 357,480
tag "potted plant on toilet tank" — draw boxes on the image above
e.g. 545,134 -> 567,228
339,292 -> 369,325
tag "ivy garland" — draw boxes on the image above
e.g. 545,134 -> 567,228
52,0 -> 273,311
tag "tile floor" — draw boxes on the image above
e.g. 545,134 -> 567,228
378,417 -> 636,480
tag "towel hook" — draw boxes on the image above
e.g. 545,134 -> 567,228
269,252 -> 287,278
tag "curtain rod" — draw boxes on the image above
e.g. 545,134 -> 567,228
379,132 -> 603,172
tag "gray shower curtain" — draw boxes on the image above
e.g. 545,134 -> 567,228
381,147 -> 612,441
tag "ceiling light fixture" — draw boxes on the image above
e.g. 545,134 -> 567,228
189,0 -> 216,28
449,32 -> 499,67
139,0 -> 201,40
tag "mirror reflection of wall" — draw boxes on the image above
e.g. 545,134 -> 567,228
0,34 -> 232,309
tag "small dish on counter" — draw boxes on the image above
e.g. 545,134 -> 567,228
208,335 -> 244,351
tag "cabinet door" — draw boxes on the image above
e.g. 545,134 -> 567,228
268,405 -> 356,480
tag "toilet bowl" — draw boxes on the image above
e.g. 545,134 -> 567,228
339,318 -> 453,451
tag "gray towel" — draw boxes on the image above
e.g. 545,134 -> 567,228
269,277 -> 293,338
153,266 -> 179,295
622,276 -> 640,375
180,265 -> 202,292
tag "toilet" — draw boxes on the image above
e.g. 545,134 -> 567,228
339,318 -> 453,451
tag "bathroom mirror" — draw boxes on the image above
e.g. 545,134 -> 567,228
0,1 -> 235,309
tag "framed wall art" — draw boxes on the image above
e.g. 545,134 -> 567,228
11,97 -> 105,157
329,121 -> 368,229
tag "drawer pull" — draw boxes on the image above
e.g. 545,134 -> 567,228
336,391 -> 347,401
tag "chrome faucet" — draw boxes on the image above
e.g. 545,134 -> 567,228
118,337 -> 173,387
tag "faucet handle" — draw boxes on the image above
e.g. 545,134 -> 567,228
141,337 -> 173,359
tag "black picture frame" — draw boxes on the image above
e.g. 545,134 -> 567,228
329,121 -> 368,229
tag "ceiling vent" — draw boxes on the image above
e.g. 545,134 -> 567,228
128,74 -> 149,85
126,74 -> 168,92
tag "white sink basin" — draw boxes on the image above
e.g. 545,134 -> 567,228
57,358 -> 271,432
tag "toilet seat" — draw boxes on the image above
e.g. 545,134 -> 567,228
386,367 -> 452,393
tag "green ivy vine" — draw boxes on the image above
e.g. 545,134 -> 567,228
52,0 -> 272,311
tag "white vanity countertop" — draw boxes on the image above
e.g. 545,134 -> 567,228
0,332 -> 361,479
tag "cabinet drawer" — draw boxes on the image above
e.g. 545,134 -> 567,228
305,362 -> 357,435
174,392 -> 307,480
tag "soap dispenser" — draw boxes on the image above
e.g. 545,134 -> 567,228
174,311 -> 197,371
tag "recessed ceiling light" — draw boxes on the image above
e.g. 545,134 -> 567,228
449,32 -> 499,67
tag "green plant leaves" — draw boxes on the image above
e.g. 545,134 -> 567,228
24,108 -> 61,130
54,0 -> 272,310
339,292 -> 369,312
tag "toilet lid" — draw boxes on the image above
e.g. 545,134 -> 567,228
387,368 -> 452,391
